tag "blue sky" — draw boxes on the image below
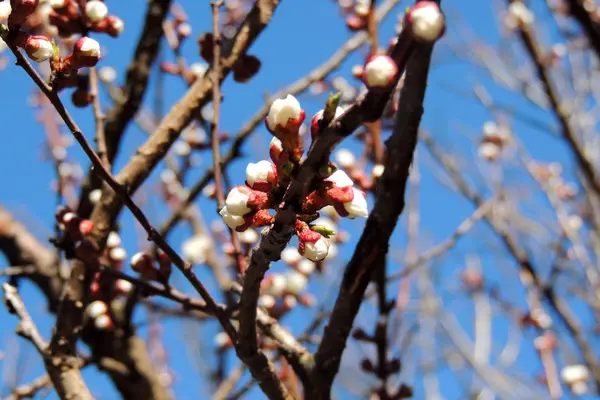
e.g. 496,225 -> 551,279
0,0 -> 594,399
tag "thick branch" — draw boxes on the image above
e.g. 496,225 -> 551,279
309,42 -> 436,398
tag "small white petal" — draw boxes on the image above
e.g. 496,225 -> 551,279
302,237 -> 330,262
239,229 -> 259,244
343,188 -> 369,218
225,188 -> 251,216
326,170 -> 354,188
219,206 -> 245,230
281,247 -> 302,265
246,160 -> 274,186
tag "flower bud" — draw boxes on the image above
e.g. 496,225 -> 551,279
404,1 -> 446,43
285,270 -> 308,294
79,219 -> 94,236
86,300 -> 107,319
106,231 -> 121,248
105,15 -> 124,37
258,294 -> 276,309
0,2 -> 11,23
109,247 -> 127,262
334,149 -> 356,170
281,247 -> 302,265
246,160 -> 277,190
85,0 -> 108,23
73,36 -> 101,67
88,189 -> 102,204
363,54 -> 397,89
343,188 -> 369,219
115,279 -> 133,295
239,228 -> 259,245
94,314 -> 113,330
297,259 -> 315,275
299,234 -> 330,262
269,137 -> 284,163
23,35 -> 54,63
182,234 -> 211,265
50,0 -> 66,9
561,365 -> 589,395
131,252 -> 154,273
372,164 -> 385,178
265,273 -> 287,297
266,94 -> 304,132
310,106 -> 345,138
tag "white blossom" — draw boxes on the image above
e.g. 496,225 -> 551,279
266,273 -> 287,297
372,164 -> 385,178
94,314 -> 112,330
109,247 -> 127,262
258,294 -> 276,309
246,160 -> 275,187
106,231 -> 121,248
281,247 -> 302,265
85,0 -> 108,23
86,300 -> 108,319
406,1 -> 446,42
182,234 -> 212,264
297,259 -> 315,275
190,62 -> 208,78
364,55 -> 397,88
266,94 -> 302,131
239,229 -> 259,244
334,148 -> 356,169
478,142 -> 500,161
285,271 -> 308,294
88,189 -> 102,205
26,36 -> 54,63
75,36 -> 101,59
561,365 -> 590,395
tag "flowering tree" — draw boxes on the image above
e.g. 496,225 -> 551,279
1,0 -> 600,399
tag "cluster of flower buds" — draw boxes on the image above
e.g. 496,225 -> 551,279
561,364 -> 590,395
258,269 -> 315,316
530,161 -> 578,201
477,121 -> 511,161
85,299 -> 113,330
130,251 -> 172,284
55,205 -> 95,241
220,93 -> 369,262
47,0 -> 123,37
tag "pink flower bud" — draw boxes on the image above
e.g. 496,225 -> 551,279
106,15 -> 124,37
310,107 -> 345,138
405,1 -> 446,43
131,252 -> 153,273
79,219 -> 94,236
23,35 -> 54,62
298,233 -> 330,262
85,0 -> 108,23
73,36 -> 101,67
225,186 -> 251,216
269,137 -> 284,163
363,54 -> 398,89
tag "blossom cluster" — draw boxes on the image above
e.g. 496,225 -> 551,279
0,1 -> 124,89
218,92 -> 371,264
